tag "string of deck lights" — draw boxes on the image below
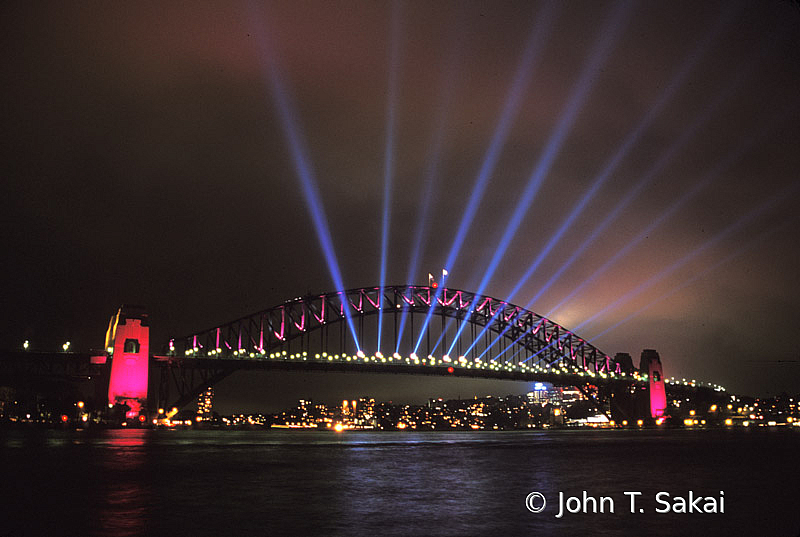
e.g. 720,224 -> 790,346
178,345 -> 726,392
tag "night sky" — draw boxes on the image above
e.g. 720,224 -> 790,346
2,1 -> 799,411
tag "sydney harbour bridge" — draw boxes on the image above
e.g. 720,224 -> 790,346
0,285 -> 727,423
163,285 -> 634,408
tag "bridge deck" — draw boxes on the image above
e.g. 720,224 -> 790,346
155,352 -> 639,387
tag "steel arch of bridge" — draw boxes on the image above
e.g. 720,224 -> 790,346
174,286 -> 618,373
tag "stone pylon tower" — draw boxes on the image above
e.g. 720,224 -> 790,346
105,306 -> 149,418
639,349 -> 667,419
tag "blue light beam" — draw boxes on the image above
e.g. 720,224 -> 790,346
445,0 -> 632,358
245,2 -> 361,350
505,113 -> 795,364
543,20 -> 790,316
377,2 -> 403,352
463,1 -> 747,361
413,1 -> 561,354
395,8 -> 467,355
494,105 -> 796,364
504,0 -> 746,306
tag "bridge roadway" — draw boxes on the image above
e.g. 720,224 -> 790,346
0,347 -> 720,384
0,349 -> 635,406
0,348 -> 723,414
154,350 -> 646,410
156,351 -> 639,385
0,351 -> 103,381
155,351 -> 726,419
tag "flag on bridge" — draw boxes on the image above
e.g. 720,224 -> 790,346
428,273 -> 438,288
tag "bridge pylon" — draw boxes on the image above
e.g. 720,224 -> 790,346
640,349 -> 667,419
105,305 -> 150,418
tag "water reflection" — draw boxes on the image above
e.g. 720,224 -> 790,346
94,430 -> 151,537
326,431 -> 563,535
2,429 -> 798,536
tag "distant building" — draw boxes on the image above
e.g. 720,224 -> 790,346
559,387 -> 583,405
355,397 -> 376,427
527,382 -> 561,405
197,386 -> 214,421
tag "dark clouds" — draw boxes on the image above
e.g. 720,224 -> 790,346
2,1 -> 799,404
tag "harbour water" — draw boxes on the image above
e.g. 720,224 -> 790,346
1,428 -> 798,536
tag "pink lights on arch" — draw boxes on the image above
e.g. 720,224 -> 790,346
474,296 -> 492,313
293,309 -> 306,331
349,294 -> 364,313
415,288 -> 431,306
437,289 -> 459,307
273,307 -> 286,341
364,290 -> 381,309
177,285 -> 615,375
312,297 -> 327,323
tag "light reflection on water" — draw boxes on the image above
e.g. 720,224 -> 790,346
95,430 -> 150,537
1,429 -> 799,536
